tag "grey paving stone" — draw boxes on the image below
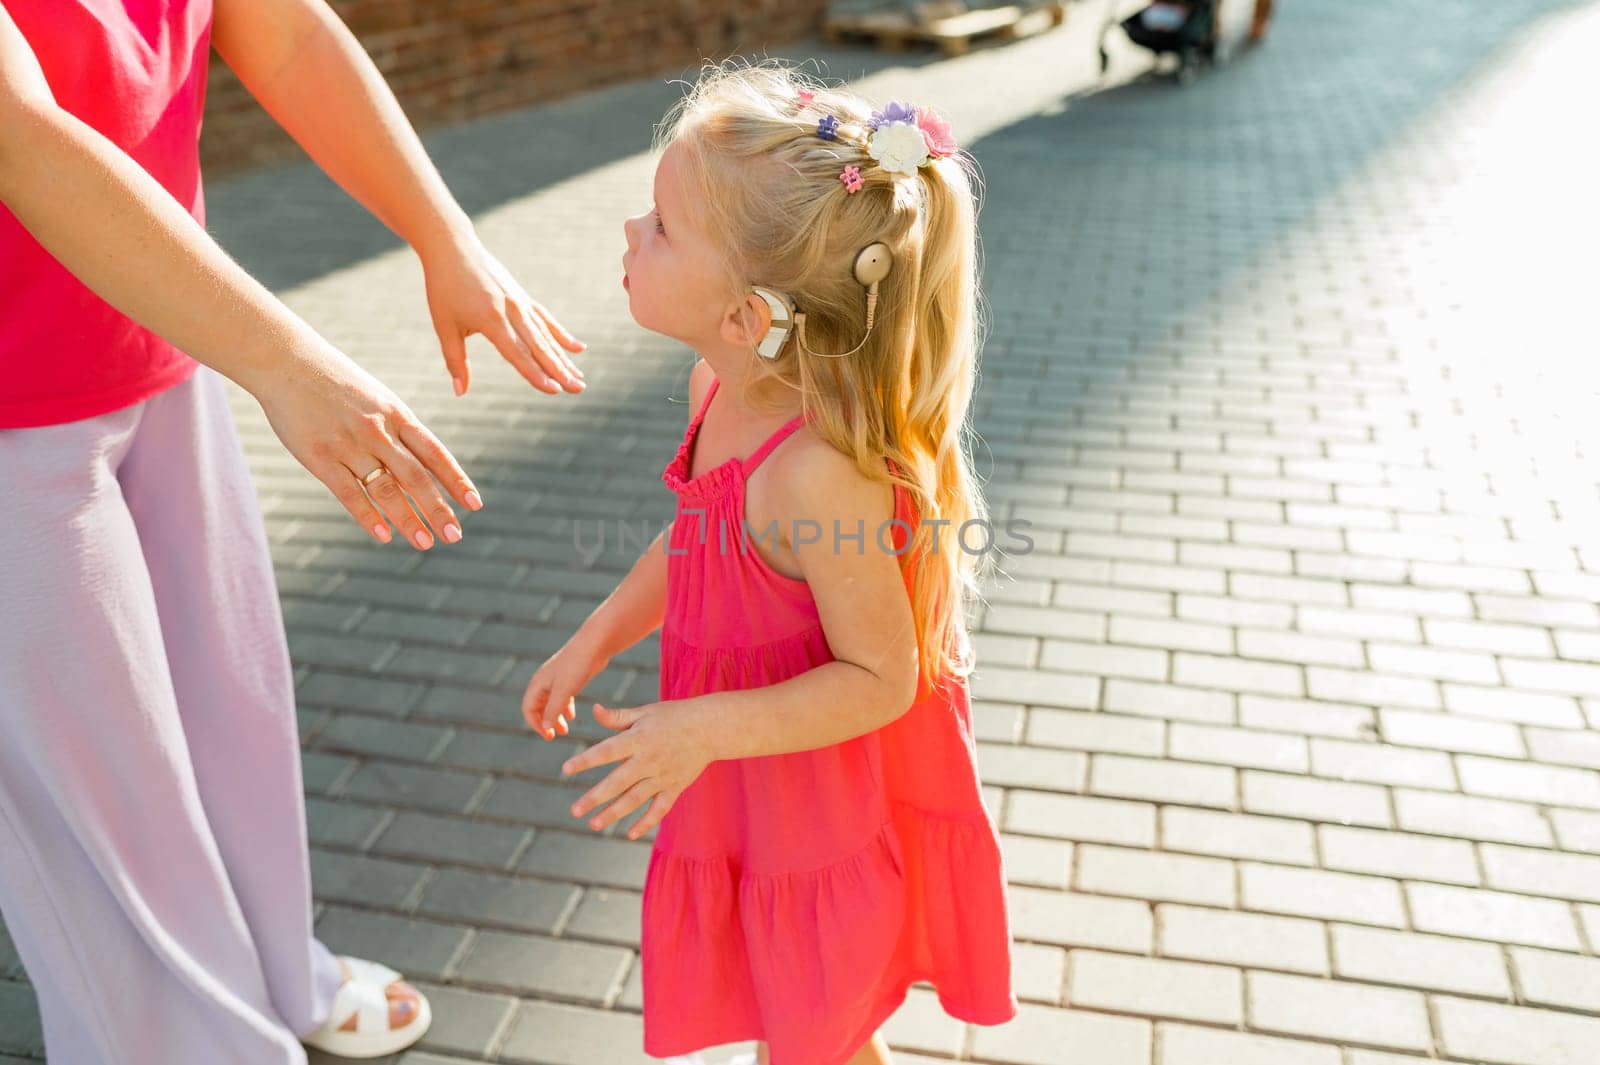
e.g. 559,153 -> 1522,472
415,868 -> 579,936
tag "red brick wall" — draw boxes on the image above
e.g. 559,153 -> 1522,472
201,0 -> 829,172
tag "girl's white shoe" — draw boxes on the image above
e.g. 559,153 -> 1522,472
300,954 -> 432,1058
726,1055 -> 758,1065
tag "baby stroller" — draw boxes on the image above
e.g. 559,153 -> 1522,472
1100,0 -> 1220,85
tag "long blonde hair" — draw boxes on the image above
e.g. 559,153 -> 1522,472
659,61 -> 991,690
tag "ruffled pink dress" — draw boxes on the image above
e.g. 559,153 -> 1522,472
641,376 -> 1018,1065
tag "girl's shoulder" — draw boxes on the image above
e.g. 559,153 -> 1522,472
759,428 -> 900,536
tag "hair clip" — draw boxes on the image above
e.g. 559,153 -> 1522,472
796,89 -> 816,108
839,165 -> 864,194
816,114 -> 839,141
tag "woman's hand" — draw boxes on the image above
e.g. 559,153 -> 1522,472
562,700 -> 715,840
420,231 -> 587,397
521,634 -> 613,741
251,346 -> 480,549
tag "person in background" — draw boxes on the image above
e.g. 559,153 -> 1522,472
0,0 -> 583,1059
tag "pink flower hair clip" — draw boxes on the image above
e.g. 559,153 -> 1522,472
839,164 -> 864,194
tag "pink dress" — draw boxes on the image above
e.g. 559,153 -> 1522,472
642,376 -> 1018,1065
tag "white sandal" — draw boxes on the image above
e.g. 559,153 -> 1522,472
301,955 -> 432,1058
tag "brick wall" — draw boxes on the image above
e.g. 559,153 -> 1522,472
200,0 -> 830,172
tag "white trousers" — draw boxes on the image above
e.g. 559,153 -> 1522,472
0,368 -> 344,1064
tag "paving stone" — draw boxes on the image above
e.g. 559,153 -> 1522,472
1241,770 -> 1393,828
1068,951 -> 1241,1025
1407,882 -> 1580,950
1008,885 -> 1152,953
1005,790 -> 1157,847
454,929 -> 631,1003
1318,824 -> 1480,885
372,811 -> 532,870
314,906 -> 472,983
1075,845 -> 1234,907
1330,924 -> 1511,997
1241,864 -> 1406,928
1156,1023 -> 1340,1065
1246,971 -> 1431,1052
1157,904 -> 1328,975
971,1001 -> 1150,1065
1161,807 -> 1316,865
1025,708 -> 1165,756
1394,788 -> 1554,847
415,868 -> 579,935
1089,754 -> 1235,809
1434,996 -> 1600,1065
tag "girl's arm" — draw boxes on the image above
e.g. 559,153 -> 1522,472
0,7 -> 476,550
211,0 -> 585,395
684,441 -> 922,760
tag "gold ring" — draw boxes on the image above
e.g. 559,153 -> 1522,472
359,466 -> 389,486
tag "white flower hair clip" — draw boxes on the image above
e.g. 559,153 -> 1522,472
864,101 -> 959,174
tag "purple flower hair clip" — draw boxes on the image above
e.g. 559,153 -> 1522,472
839,165 -> 864,194
816,114 -> 840,141
868,101 -> 917,131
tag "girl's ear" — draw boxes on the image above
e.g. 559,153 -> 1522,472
721,291 -> 773,349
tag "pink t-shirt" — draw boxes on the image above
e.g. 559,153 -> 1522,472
0,0 -> 213,429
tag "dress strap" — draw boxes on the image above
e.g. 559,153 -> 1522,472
692,376 -> 720,427
743,411 -> 808,477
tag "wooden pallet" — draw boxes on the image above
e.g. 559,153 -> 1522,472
824,1 -> 1069,57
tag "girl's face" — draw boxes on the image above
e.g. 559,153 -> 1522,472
621,141 -> 734,350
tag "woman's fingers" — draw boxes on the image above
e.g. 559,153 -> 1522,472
396,420 -> 482,513
320,458 -> 395,544
529,298 -> 586,355
356,461 -> 437,550
484,318 -> 560,394
374,444 -> 462,548
510,305 -> 583,392
438,328 -> 471,397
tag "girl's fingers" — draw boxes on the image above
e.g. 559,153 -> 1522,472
541,686 -> 576,738
321,459 -> 394,544
589,779 -> 656,832
509,306 -> 583,392
396,421 -> 481,514
522,678 -> 551,731
627,792 -> 675,840
571,760 -> 640,820
530,299 -> 586,355
562,734 -> 625,778
438,328 -> 471,396
484,318 -> 560,394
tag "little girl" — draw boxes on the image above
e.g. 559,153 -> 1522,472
519,63 -> 1017,1065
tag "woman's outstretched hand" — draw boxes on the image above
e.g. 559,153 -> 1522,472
562,701 -> 715,841
421,233 -> 586,397
251,346 -> 481,549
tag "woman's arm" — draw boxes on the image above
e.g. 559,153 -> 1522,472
211,0 -> 584,396
0,7 -> 472,550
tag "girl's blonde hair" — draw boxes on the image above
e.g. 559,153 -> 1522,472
659,61 -> 991,691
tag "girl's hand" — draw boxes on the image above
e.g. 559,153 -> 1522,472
562,701 -> 714,840
521,635 -> 612,741
420,231 -> 587,397
250,346 -> 480,549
